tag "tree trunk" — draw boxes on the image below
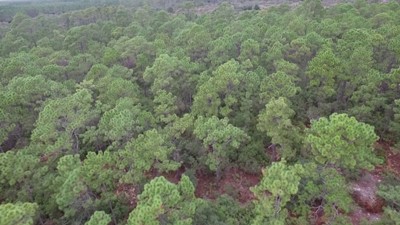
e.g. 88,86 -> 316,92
336,80 -> 348,110
215,160 -> 223,183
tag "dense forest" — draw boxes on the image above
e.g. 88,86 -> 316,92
1,0 -> 400,224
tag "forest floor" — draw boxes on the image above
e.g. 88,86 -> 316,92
155,166 -> 260,203
348,166 -> 384,225
194,167 -> 260,203
146,141 -> 400,224
345,141 -> 400,225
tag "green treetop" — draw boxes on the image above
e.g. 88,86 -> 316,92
192,60 -> 246,119
305,113 -> 381,170
96,97 -> 155,149
306,46 -> 342,100
259,71 -> 300,105
294,163 -> 353,224
31,88 -> 98,156
119,129 -> 180,183
257,97 -> 302,160
127,175 -> 200,225
194,116 -> 249,180
0,202 -> 38,225
85,211 -> 111,225
251,160 -> 304,225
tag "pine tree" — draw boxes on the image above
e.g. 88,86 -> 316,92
85,211 -> 111,225
257,97 -> 302,160
119,129 -> 180,183
306,113 -> 381,170
251,160 -> 304,225
194,116 -> 249,180
0,202 -> 38,225
127,175 -> 199,225
259,72 -> 299,105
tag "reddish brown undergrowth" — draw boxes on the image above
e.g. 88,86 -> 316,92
195,167 -> 260,204
145,166 -> 187,184
145,166 -> 261,204
116,183 -> 138,208
349,168 -> 384,225
348,141 -> 400,224
308,141 -> 398,225
125,141 -> 400,224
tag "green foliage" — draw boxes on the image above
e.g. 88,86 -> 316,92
119,129 -> 180,183
306,113 -> 381,170
251,160 -> 304,225
376,173 -> 400,224
193,195 -> 254,225
192,59 -> 259,126
143,53 -> 199,113
0,75 -> 70,143
294,163 -> 353,224
391,99 -> 400,144
95,75 -> 140,109
31,88 -> 97,155
176,24 -> 211,62
259,72 -> 299,104
81,151 -> 120,192
194,116 -> 249,175
153,90 -> 178,125
0,150 -> 38,198
85,211 -> 112,225
144,54 -> 192,93
0,202 -> 38,225
96,97 -> 155,148
54,152 -> 122,224
1,1 -> 399,224
238,39 -> 260,67
127,175 -> 199,225
348,70 -> 388,134
306,46 -> 342,99
378,184 -> 400,209
55,155 -> 87,219
192,60 -> 243,118
0,52 -> 41,84
382,208 -> 400,225
257,97 -> 302,159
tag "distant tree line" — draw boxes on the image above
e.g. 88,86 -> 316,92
1,0 -> 400,224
